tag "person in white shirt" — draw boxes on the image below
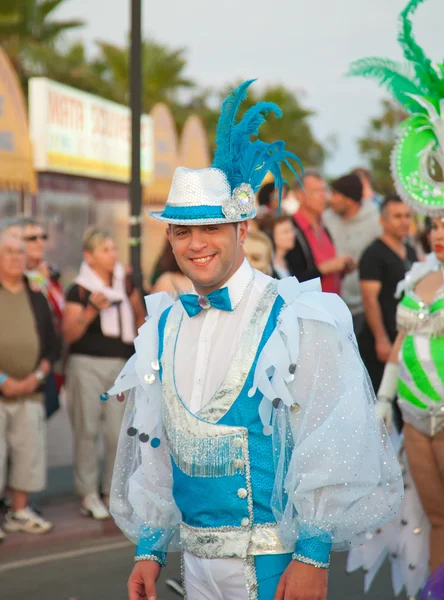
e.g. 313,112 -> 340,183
107,81 -> 403,600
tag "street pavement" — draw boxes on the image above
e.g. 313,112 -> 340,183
0,466 -> 407,600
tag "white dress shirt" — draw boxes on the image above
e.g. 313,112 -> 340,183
175,259 -> 271,414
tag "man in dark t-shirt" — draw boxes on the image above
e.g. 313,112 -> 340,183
358,194 -> 417,394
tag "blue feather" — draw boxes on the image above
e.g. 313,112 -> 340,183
230,102 -> 282,182
212,79 -> 256,182
212,79 -> 303,208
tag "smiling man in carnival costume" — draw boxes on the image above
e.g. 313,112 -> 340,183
346,1 -> 444,598
107,80 -> 402,600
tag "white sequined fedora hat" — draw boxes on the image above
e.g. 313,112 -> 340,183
149,79 -> 302,226
149,166 -> 256,225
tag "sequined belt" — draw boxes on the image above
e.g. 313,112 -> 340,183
180,522 -> 292,559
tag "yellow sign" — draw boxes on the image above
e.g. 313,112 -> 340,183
0,49 -> 36,192
29,78 -> 154,184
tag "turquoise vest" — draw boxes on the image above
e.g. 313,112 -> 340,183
157,282 -> 291,558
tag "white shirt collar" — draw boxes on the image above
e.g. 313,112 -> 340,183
225,259 -> 254,310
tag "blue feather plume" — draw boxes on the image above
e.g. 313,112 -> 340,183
212,80 -> 303,212
212,79 -> 256,185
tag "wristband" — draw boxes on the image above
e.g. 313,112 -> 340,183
292,553 -> 330,570
135,554 -> 165,567
0,372 -> 8,386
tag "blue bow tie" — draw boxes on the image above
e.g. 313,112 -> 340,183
180,287 -> 233,318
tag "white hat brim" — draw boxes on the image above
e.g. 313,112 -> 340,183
148,210 -> 256,225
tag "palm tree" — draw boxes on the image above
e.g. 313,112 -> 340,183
0,0 -> 84,89
93,38 -> 194,113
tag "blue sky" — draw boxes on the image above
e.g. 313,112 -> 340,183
56,0 -> 444,178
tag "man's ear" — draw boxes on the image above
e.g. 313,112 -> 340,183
238,221 -> 249,245
166,226 -> 172,244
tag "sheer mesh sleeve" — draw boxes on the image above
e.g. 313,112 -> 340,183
109,293 -> 181,558
271,318 -> 403,554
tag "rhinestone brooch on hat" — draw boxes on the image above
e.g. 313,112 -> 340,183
222,183 -> 255,220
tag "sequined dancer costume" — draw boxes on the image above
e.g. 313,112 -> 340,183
106,81 -> 403,600
347,1 -> 444,594
396,255 -> 444,572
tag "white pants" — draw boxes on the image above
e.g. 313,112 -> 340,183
183,552 -> 248,600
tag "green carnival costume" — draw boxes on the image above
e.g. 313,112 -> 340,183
396,254 -> 444,436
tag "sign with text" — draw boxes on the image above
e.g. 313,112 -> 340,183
29,78 -> 153,184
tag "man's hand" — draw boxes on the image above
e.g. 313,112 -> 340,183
274,561 -> 328,600
0,377 -> 25,398
375,337 -> 392,363
20,373 -> 40,396
128,560 -> 161,600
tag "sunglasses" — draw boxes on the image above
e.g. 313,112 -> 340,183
24,234 -> 48,242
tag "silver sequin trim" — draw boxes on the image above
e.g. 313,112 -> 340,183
198,281 -> 278,422
181,553 -> 188,600
180,522 -> 292,558
244,556 -> 259,600
292,553 -> 330,570
160,283 -> 278,478
397,298 -> 444,335
134,554 -> 164,566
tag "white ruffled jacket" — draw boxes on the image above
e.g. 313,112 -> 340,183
108,276 -> 403,556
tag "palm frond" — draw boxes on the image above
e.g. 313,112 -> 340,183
347,57 -> 425,113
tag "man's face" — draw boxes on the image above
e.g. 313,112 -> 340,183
0,236 -> 27,279
23,224 -> 46,264
381,202 -> 411,240
166,222 -> 248,292
329,191 -> 349,216
297,176 -> 328,216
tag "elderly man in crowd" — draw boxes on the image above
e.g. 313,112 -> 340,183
0,233 -> 58,540
285,170 -> 354,293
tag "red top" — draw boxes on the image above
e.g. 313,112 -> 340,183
294,211 -> 341,295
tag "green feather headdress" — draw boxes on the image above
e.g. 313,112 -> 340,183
348,0 -> 444,217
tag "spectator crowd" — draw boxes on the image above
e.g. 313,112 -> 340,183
0,166 -> 426,544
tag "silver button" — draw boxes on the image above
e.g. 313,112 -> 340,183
241,517 -> 250,527
151,360 -> 160,371
144,374 -> 155,385
233,438 -> 243,448
234,459 -> 244,470
290,402 -> 301,414
237,488 -> 248,499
